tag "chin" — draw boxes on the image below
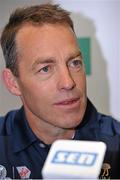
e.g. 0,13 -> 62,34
65,111 -> 85,128
60,117 -> 82,129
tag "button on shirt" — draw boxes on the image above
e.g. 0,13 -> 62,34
0,99 -> 120,179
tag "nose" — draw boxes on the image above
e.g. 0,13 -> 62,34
57,67 -> 76,91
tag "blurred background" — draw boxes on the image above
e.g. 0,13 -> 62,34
0,0 -> 120,120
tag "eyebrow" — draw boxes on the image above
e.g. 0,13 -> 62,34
31,50 -> 82,70
67,50 -> 82,61
32,58 -> 55,70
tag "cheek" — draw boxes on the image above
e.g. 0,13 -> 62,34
26,83 -> 55,107
20,86 -> 52,115
75,73 -> 86,89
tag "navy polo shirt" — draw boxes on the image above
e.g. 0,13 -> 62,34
0,99 -> 120,179
0,107 -> 51,179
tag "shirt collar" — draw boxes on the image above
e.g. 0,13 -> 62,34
13,107 -> 37,153
13,98 -> 98,152
78,98 -> 98,127
74,98 -> 99,140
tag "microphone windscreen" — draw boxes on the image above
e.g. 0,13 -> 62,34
42,140 -> 106,179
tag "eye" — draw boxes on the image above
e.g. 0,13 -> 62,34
69,59 -> 83,69
38,65 -> 52,74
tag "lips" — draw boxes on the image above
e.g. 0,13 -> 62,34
54,98 -> 80,106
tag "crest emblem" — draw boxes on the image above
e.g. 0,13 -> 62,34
16,166 -> 31,179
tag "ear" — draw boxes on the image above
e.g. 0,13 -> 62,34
2,68 -> 21,96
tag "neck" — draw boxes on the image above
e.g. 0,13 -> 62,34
25,110 -> 75,144
30,121 -> 75,144
34,127 -> 75,144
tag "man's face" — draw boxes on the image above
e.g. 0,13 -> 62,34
15,24 -> 87,129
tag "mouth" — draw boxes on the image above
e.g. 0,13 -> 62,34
54,98 -> 80,109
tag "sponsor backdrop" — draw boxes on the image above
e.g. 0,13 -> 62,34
0,0 -> 120,120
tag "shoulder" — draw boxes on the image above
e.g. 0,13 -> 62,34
98,113 -> 120,136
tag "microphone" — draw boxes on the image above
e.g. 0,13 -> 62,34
42,140 -> 106,179
0,165 -> 7,179
0,165 -> 12,180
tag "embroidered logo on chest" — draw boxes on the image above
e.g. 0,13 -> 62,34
16,166 -> 31,179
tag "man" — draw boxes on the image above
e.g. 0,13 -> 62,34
0,3 -> 120,179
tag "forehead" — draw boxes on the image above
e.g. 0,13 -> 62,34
15,23 -> 80,64
16,23 -> 77,47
